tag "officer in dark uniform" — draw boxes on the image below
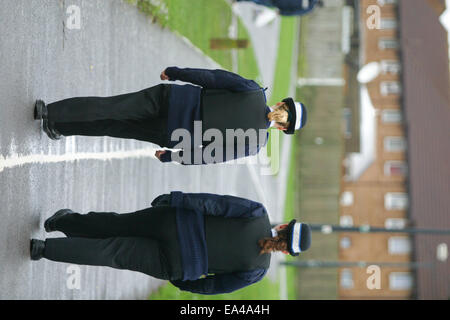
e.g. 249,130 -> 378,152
235,0 -> 324,16
30,192 -> 312,295
34,67 -> 307,165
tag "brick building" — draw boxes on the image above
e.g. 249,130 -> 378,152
339,0 -> 449,299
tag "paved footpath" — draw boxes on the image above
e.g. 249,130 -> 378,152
0,0 -> 291,299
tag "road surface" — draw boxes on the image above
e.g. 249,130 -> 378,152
0,0 -> 291,299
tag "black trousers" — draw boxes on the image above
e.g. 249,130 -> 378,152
47,84 -> 171,147
43,206 -> 183,280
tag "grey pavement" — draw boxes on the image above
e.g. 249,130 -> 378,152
0,0 -> 291,299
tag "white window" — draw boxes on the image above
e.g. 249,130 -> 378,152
340,191 -> 354,206
384,161 -> 408,176
380,18 -> 398,30
436,243 -> 448,262
340,269 -> 354,289
389,272 -> 413,290
381,60 -> 401,74
380,81 -> 402,96
381,109 -> 403,123
385,193 -> 409,210
377,0 -> 398,5
388,237 -> 412,254
384,136 -> 407,152
340,215 -> 354,227
385,218 -> 407,229
379,38 -> 399,50
340,237 -> 352,249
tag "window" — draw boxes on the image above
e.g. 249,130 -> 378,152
384,161 -> 408,176
340,215 -> 354,227
380,81 -> 402,96
385,218 -> 407,229
381,109 -> 403,123
343,108 -> 352,138
388,237 -> 412,254
340,191 -> 354,206
340,269 -> 354,289
384,137 -> 407,152
379,38 -> 399,50
385,193 -> 409,210
389,272 -> 413,290
437,243 -> 448,262
340,237 -> 352,249
380,18 -> 398,30
381,60 -> 401,74
377,0 -> 398,5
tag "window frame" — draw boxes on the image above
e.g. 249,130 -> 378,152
385,218 -> 407,229
378,38 -> 399,50
384,161 -> 408,176
380,60 -> 401,74
379,18 -> 398,30
384,136 -> 407,152
377,0 -> 398,5
340,269 -> 355,289
381,109 -> 403,124
389,272 -> 413,290
384,192 -> 409,211
380,81 -> 402,96
388,236 -> 412,255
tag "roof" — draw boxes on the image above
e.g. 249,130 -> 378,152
399,0 -> 450,300
427,0 -> 447,15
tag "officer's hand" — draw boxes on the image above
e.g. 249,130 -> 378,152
160,70 -> 170,81
155,150 -> 166,161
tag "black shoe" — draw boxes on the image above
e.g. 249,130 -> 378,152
49,121 -> 62,139
42,119 -> 61,140
34,100 -> 47,120
30,239 -> 45,260
44,209 -> 74,232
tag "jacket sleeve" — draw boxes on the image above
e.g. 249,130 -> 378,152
170,191 -> 267,219
169,269 -> 267,295
279,7 -> 314,15
278,0 -> 317,16
164,67 -> 260,92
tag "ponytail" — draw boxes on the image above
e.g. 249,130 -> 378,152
258,227 -> 289,254
268,103 -> 290,128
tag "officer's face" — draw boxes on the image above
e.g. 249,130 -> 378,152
270,102 -> 289,131
274,223 -> 288,232
273,122 -> 287,131
272,102 -> 284,109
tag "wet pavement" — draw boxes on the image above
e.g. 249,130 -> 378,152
0,0 -> 293,299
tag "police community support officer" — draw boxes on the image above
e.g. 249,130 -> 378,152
34,67 -> 307,165
30,192 -> 311,295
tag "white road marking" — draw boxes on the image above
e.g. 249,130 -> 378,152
0,146 -> 159,174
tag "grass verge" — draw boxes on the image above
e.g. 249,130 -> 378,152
125,0 -> 260,79
148,275 -> 279,300
282,135 -> 299,300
